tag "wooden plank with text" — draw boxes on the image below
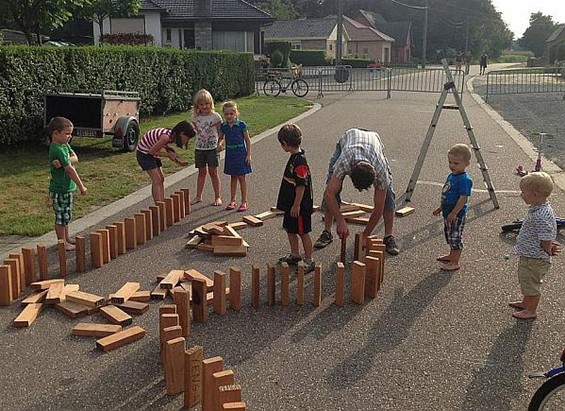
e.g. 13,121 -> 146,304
184,345 -> 203,408
202,357 -> 223,411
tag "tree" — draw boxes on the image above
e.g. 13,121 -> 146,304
518,12 -> 556,57
256,0 -> 299,20
0,0 -> 90,44
79,0 -> 141,41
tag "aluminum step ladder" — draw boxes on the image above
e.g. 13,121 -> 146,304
404,58 -> 499,209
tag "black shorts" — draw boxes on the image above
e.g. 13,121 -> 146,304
195,149 -> 219,168
137,151 -> 162,171
283,211 -> 312,235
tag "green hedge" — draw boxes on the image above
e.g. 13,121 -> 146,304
341,57 -> 372,68
0,45 -> 255,145
289,50 -> 329,66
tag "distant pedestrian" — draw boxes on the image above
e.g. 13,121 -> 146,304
220,100 -> 252,212
136,121 -> 195,204
479,51 -> 488,75
47,117 -> 87,251
455,52 -> 463,71
191,89 -> 223,206
433,144 -> 473,271
276,124 -> 315,273
464,51 -> 472,75
508,172 -> 559,320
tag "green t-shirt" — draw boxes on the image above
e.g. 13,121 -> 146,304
49,142 -> 77,194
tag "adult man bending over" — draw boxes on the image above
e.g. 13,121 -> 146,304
313,128 -> 400,255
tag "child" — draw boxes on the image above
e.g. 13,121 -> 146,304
47,117 -> 87,251
191,89 -> 223,206
219,101 -> 252,212
136,121 -> 195,204
509,172 -> 558,320
433,143 -> 473,271
275,124 -> 315,273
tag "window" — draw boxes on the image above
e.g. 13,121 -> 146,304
166,29 -> 171,42
110,17 -> 144,34
291,41 -> 301,50
329,44 -> 333,51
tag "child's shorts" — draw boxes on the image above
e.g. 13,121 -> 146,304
195,149 -> 219,168
444,215 -> 466,250
518,256 -> 550,296
283,211 -> 312,235
137,151 -> 162,171
51,192 -> 73,226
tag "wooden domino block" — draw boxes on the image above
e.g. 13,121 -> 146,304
254,210 -> 281,220
351,261 -> 366,304
223,402 -> 246,410
90,232 -> 103,268
9,253 -> 25,292
202,357 -> 224,411
13,302 -> 43,327
0,265 -> 13,305
130,290 -> 151,302
219,385 -> 242,409
280,263 -> 290,307
21,247 -> 36,285
31,278 -> 64,291
242,215 -> 263,227
213,245 -> 247,257
313,263 -> 322,307
296,263 -> 305,306
124,217 -> 136,250
165,336 -> 186,395
111,282 -> 141,304
340,237 -> 347,264
141,209 -> 153,241
164,197 -> 174,227
72,323 -> 122,337
156,201 -> 167,232
184,345 -> 203,408
46,282 -> 80,304
21,289 -> 47,305
149,205 -> 161,237
105,225 -> 119,260
213,271 -> 226,315
251,265 -> 260,309
335,262 -> 345,306
96,326 -> 145,352
134,213 -> 146,246
345,216 -> 370,225
173,287 -> 191,337
180,188 -> 191,215
37,244 -> 49,280
211,236 -> 243,247
57,240 -> 67,278
75,236 -> 86,273
175,191 -> 186,219
342,210 -> 366,218
5,258 -> 21,298
185,269 -> 214,290
227,222 -> 247,231
192,278 -> 208,323
266,264 -> 276,306
212,370 -> 235,411
100,305 -> 133,326
368,249 -> 385,288
354,233 -> 363,262
151,283 -> 168,300
54,300 -> 90,318
160,313 -> 180,363
114,221 -> 127,255
171,193 -> 182,223
117,300 -> 150,315
228,267 -> 241,311
364,256 -> 379,298
66,290 -> 105,308
161,270 -> 184,290
395,206 -> 415,217
97,228 -> 111,263
350,202 -> 374,212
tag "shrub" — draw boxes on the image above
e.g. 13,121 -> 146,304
289,50 -> 329,66
100,33 -> 154,45
271,50 -> 284,68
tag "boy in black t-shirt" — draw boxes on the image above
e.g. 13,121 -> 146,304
276,124 -> 315,273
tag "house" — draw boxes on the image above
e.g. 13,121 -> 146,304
263,16 -> 394,63
94,0 -> 274,54
353,10 -> 412,64
545,24 -> 565,63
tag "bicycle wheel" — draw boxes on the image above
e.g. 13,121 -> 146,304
529,373 -> 565,410
291,79 -> 309,97
263,80 -> 281,97
501,222 -> 522,232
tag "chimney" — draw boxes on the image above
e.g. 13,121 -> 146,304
194,0 -> 211,17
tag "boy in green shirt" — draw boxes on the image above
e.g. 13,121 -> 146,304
48,117 -> 87,251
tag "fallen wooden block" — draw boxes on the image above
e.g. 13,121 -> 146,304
345,216 -> 370,225
184,269 -> 214,290
129,290 -> 151,302
341,210 -> 366,218
110,282 -> 140,304
46,283 -> 79,304
72,323 -> 122,337
202,223 -> 225,235
54,300 -> 90,318
213,245 -> 247,257
242,215 -> 263,227
186,235 -> 203,248
66,291 -> 105,308
117,300 -> 150,315
395,206 -> 415,217
21,290 -> 48,305
100,305 -> 133,326
254,210 -> 281,221
340,204 -> 360,213
161,270 -> 185,290
211,236 -> 243,247
30,279 -> 64,291
13,303 -> 43,328
151,283 -> 168,300
226,222 -> 247,231
223,226 -> 249,247
269,207 -> 285,214
350,202 -> 374,212
96,325 -> 145,352
196,243 -> 215,252
223,402 -> 246,410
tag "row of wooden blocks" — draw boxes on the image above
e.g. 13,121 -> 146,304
159,304 -> 246,410
0,189 -> 192,307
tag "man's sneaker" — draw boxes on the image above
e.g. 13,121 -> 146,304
314,229 -> 333,249
278,254 -> 302,265
383,235 -> 400,255
302,260 -> 316,274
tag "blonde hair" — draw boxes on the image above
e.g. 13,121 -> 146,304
192,89 -> 215,117
448,143 -> 472,162
520,172 -> 554,198
222,100 -> 239,116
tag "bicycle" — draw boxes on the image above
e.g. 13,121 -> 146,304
263,70 -> 309,98
528,346 -> 565,410
501,217 -> 565,233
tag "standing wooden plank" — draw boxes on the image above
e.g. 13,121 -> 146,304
175,191 -> 186,219
105,225 -> 119,260
95,326 -> 145,352
192,278 -> 208,323
219,385 -> 242,410
165,336 -> 186,395
335,262 -> 345,307
351,261 -> 366,304
280,262 -> 290,307
159,313 -> 179,363
181,188 -> 191,215
57,240 -> 67,278
313,263 -> 322,307
354,232 -> 363,261
0,265 -> 13,305
171,193 -> 181,223
13,302 -> 43,327
267,264 -> 276,306
184,345 -> 203,408
223,402 -> 246,411
296,262 -> 305,306
340,237 -> 347,264
5,258 -> 21,298
228,267 -> 241,311
364,256 -> 379,298
202,357 -> 224,411
124,217 -> 136,250
173,287 -> 191,337
212,370 -> 235,411
72,323 -> 122,337
114,221 -> 126,255
100,305 -> 133,326
134,213 -> 147,246
251,265 -> 260,309
9,253 -> 25,292
89,232 -> 103,269
368,249 -> 385,289
37,244 -> 49,280
149,205 -> 161,237
111,282 -> 141,304
164,197 -> 174,227
21,247 -> 36,285
156,201 -> 167,232
140,209 -> 153,241
97,228 -> 111,263
75,236 -> 86,273
213,271 -> 226,315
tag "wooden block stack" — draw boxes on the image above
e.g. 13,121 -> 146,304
186,222 -> 249,257
339,202 -> 374,225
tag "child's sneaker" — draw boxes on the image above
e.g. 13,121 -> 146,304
278,254 -> 302,265
302,259 -> 316,274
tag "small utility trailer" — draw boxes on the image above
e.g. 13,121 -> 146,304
44,90 -> 141,152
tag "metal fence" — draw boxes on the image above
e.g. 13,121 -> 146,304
485,67 -> 565,102
255,66 -> 465,99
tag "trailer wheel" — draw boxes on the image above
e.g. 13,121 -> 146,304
122,120 -> 140,152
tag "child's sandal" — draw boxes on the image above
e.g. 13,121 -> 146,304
237,203 -> 248,212
226,201 -> 237,211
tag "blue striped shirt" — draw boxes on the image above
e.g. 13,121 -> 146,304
513,202 -> 556,259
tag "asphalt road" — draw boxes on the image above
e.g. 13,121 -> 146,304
1,68 -> 564,411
